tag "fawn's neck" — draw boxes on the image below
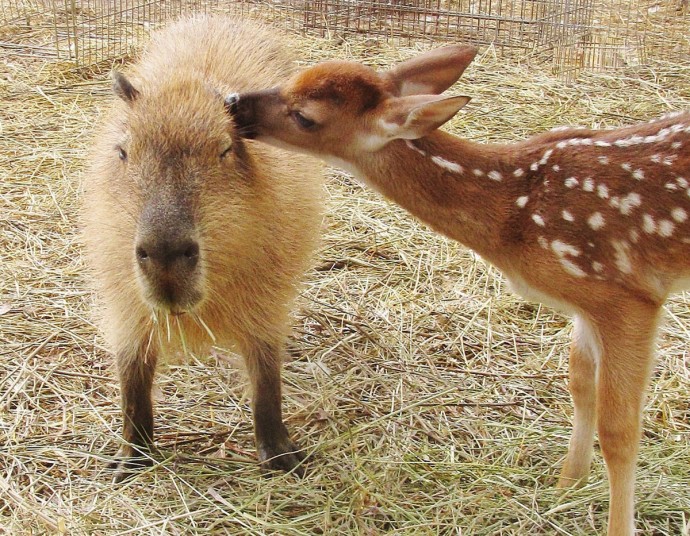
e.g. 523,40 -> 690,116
353,131 -> 524,265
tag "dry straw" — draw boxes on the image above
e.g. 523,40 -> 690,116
1,4 -> 689,536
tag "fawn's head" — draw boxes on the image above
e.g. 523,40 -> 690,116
230,44 -> 478,160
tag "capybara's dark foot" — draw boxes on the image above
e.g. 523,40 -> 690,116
108,446 -> 154,483
257,436 -> 307,477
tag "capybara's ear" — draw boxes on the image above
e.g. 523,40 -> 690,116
112,71 -> 140,103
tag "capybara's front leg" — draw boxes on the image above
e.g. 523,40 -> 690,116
109,341 -> 158,483
242,338 -> 305,476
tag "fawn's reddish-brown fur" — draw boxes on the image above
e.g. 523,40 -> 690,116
82,15 -> 323,481
231,45 -> 690,535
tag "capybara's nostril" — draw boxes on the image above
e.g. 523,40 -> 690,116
183,242 -> 199,259
181,241 -> 199,268
135,237 -> 199,270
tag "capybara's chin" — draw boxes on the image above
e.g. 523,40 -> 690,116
139,277 -> 204,314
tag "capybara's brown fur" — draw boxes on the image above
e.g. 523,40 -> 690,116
82,15 -> 323,481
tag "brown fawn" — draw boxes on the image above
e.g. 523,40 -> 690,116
229,45 -> 690,535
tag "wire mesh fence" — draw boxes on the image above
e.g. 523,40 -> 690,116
1,0 -> 688,78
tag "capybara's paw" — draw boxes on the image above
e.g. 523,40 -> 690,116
257,437 -> 307,477
108,446 -> 154,483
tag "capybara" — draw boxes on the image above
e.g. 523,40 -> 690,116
82,15 -> 323,482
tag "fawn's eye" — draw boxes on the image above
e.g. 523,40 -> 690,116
291,110 -> 316,130
117,146 -> 127,161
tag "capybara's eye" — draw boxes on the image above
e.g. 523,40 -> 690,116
220,145 -> 233,159
117,146 -> 127,161
291,110 -> 316,130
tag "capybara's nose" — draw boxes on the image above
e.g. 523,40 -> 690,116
136,238 -> 199,272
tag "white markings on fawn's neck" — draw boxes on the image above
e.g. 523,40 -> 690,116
406,140 -> 465,175
431,155 -> 463,174
406,140 -> 512,180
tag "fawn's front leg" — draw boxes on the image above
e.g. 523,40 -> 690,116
109,339 -> 158,483
241,337 -> 305,476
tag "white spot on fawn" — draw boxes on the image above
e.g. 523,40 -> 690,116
677,177 -> 688,188
532,214 -> 546,227
431,156 -> 464,174
552,164 -> 561,172
560,259 -> 587,278
592,261 -> 604,273
582,178 -> 595,192
630,229 -> 640,243
597,184 -> 609,199
588,212 -> 605,230
619,192 -> 642,216
632,169 -> 645,180
487,170 -> 503,181
513,168 -> 525,177
538,236 -> 549,249
552,240 -> 581,258
562,210 -> 575,222
658,219 -> 675,237
516,196 -> 529,208
672,141 -> 682,150
598,156 -> 609,165
621,162 -> 632,172
473,169 -> 484,177
405,140 -> 427,156
550,239 -> 586,277
612,241 -> 633,274
565,177 -> 579,188
642,214 -> 656,234
672,207 -> 688,223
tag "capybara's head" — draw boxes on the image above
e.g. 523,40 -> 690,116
109,71 -> 252,315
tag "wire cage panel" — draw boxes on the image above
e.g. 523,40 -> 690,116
1,0 -> 687,77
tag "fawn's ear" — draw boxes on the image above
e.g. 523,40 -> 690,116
383,45 -> 478,97
379,95 -> 471,140
112,71 -> 140,103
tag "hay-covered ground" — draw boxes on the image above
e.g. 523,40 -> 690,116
1,9 -> 689,536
